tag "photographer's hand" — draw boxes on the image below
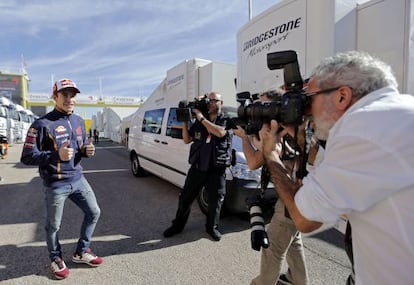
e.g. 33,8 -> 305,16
258,121 -> 283,160
233,126 -> 247,138
260,120 -> 302,176
262,120 -> 322,233
194,108 -> 227,138
192,109 -> 204,121
251,133 -> 263,153
235,127 -> 265,170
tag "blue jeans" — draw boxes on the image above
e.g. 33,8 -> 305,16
44,175 -> 101,261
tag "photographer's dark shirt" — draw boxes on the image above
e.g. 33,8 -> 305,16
188,114 -> 227,172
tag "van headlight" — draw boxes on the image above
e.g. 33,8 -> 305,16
231,162 -> 261,182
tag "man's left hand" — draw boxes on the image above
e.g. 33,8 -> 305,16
84,138 -> 95,157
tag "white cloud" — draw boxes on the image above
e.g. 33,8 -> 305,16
0,0 -> 277,98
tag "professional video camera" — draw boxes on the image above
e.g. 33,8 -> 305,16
176,94 -> 210,122
235,50 -> 310,135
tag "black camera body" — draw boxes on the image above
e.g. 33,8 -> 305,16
235,50 -> 309,134
176,94 -> 210,122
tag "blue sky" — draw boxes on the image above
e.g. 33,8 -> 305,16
0,0 -> 279,100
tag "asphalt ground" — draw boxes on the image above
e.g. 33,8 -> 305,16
0,139 -> 351,284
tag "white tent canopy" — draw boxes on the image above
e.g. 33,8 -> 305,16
92,107 -> 137,143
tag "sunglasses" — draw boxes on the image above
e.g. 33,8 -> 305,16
304,86 -> 341,97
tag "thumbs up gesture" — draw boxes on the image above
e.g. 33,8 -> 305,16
59,140 -> 74,161
84,137 -> 95,157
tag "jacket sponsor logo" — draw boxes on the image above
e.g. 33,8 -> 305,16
23,128 -> 38,149
55,125 -> 67,134
75,126 -> 82,135
56,134 -> 69,139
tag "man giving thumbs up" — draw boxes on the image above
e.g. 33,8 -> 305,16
20,78 -> 103,280
83,137 -> 95,157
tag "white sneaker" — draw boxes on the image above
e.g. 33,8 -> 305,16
51,257 -> 69,279
72,248 -> 103,267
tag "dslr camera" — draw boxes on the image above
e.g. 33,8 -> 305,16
235,50 -> 310,135
176,94 -> 210,122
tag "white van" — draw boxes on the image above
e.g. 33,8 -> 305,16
128,58 -> 275,215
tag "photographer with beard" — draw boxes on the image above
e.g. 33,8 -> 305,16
234,90 -> 311,285
163,92 -> 231,241
260,51 -> 414,285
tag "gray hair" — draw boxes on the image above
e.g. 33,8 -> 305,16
310,50 -> 398,99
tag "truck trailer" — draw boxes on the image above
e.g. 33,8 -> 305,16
237,0 -> 413,95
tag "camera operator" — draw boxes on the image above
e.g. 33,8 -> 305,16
234,90 -> 311,285
260,51 -> 414,285
163,92 -> 231,241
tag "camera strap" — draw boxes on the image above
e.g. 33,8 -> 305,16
260,165 -> 271,194
297,121 -> 313,179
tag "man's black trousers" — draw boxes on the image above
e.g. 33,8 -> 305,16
172,167 -> 226,231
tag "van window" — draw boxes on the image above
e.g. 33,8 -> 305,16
142,109 -> 165,134
20,112 -> 30,123
166,108 -> 184,139
10,109 -> 20,121
0,106 -> 6,118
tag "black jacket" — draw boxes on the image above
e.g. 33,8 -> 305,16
188,114 -> 231,171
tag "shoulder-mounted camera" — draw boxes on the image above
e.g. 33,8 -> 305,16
176,94 -> 210,122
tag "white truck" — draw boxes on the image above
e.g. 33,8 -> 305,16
0,97 -> 9,141
128,58 -> 275,215
14,104 -> 33,143
0,97 -> 21,145
237,0 -> 413,95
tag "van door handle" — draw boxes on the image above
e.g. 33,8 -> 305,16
161,141 -> 168,145
154,139 -> 160,143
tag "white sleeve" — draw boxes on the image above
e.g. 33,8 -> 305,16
295,134 -> 410,223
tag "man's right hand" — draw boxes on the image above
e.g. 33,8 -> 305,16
59,140 -> 74,161
192,109 -> 204,121
233,126 -> 247,138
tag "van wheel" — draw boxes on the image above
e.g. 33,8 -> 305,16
197,187 -> 227,217
131,154 -> 147,177
197,187 -> 209,216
